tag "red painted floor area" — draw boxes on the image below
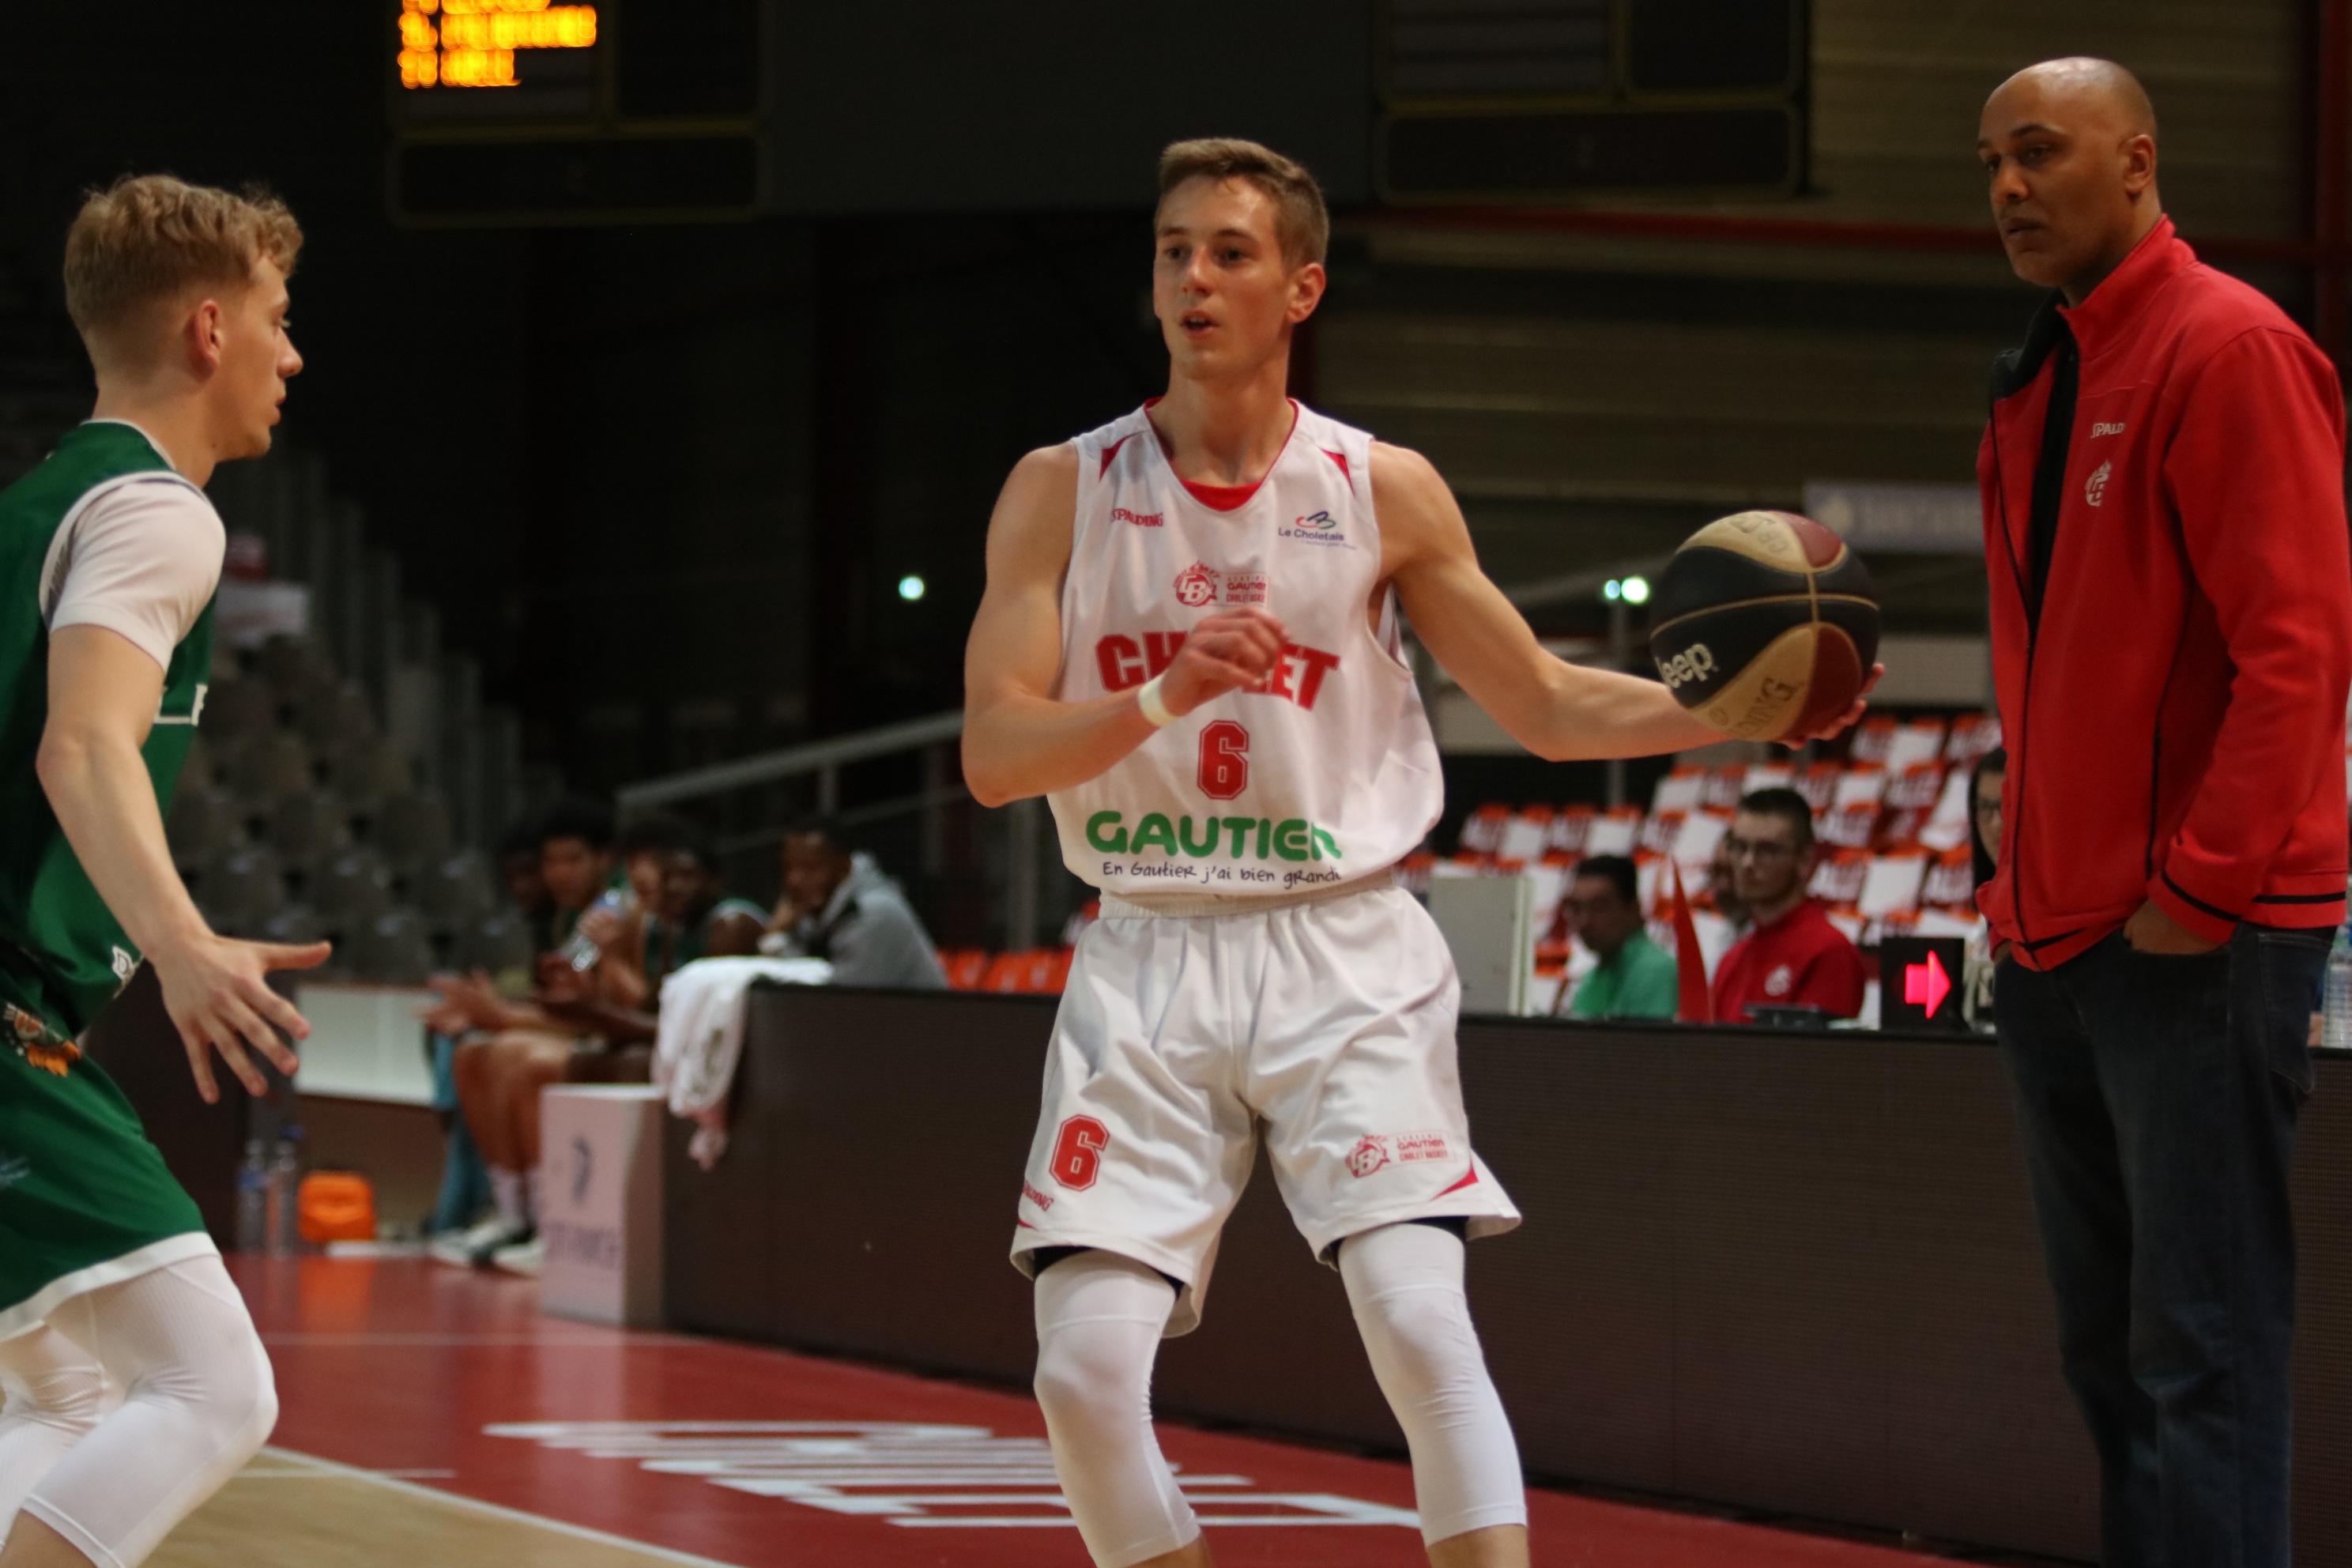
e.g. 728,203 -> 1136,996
232,1256 -> 1916,1567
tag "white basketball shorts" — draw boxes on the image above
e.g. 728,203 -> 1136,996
1009,881 -> 1520,1335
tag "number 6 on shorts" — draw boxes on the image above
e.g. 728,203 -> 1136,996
1051,1115 -> 1108,1189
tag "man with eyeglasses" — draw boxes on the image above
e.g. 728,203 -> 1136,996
1709,788 -> 1865,1024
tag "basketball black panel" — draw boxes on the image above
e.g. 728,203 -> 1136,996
1651,597 -> 1814,709
1815,597 -> 1883,671
1649,546 -> 1812,628
1813,550 -> 1876,602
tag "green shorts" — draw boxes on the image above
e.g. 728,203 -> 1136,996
0,982 -> 210,1340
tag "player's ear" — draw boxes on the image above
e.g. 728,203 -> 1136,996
185,297 -> 224,375
1287,261 -> 1327,323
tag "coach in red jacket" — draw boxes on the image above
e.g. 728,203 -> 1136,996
1977,59 -> 2350,1568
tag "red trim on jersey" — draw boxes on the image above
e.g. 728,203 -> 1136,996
1436,1166 -> 1480,1196
1016,1219 -> 1037,1229
1182,477 -> 1265,511
1137,399 -> 1302,513
1098,432 -> 1136,478
1321,447 -> 1351,484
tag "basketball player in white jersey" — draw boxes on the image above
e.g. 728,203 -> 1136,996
963,139 -> 1869,1568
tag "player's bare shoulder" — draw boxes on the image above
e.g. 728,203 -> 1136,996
985,441 -> 1082,581
1367,439 -> 1472,578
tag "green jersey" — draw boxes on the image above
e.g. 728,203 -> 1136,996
643,898 -> 767,993
0,422 -> 218,1334
0,422 -> 214,1042
1567,929 -> 1682,1022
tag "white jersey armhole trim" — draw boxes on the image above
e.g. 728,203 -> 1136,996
1054,436 -> 1095,699
1330,424 -> 1417,684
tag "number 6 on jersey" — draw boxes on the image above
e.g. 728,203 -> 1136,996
1197,718 -> 1250,802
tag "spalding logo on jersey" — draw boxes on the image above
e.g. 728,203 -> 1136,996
1174,563 -> 1219,608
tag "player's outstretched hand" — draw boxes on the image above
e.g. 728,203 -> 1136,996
150,933 -> 331,1104
1161,607 -> 1287,717
1786,662 -> 1885,748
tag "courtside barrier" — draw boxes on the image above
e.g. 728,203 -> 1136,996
664,984 -> 2352,1562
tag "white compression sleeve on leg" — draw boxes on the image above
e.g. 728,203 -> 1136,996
0,1325 -> 112,1547
24,1254 -> 277,1568
1032,1252 -> 1200,1568
1340,1222 -> 1528,1546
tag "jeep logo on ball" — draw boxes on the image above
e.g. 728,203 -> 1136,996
1657,643 -> 1717,690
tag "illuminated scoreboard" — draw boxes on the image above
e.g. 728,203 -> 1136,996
388,0 -> 763,224
398,0 -> 599,97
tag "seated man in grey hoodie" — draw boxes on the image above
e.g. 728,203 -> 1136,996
763,817 -> 948,989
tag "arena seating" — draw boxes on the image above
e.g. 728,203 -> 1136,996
1442,712 -> 2003,997
936,948 -> 1075,995
167,629 -> 527,985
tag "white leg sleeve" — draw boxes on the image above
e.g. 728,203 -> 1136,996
23,1254 -> 277,1568
1340,1222 -> 1528,1546
0,1326 -> 114,1548
1032,1252 -> 1200,1568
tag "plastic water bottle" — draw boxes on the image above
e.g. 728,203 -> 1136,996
236,1138 -> 270,1253
2327,928 -> 2352,1052
266,1128 -> 303,1256
560,888 -> 631,972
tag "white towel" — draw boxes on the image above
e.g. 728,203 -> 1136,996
654,956 -> 831,1168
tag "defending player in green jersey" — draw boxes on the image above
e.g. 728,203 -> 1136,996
0,178 -> 329,1568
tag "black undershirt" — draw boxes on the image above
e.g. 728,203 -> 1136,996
2026,323 -> 2079,634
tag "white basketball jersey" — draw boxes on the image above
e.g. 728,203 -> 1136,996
1048,402 -> 1443,901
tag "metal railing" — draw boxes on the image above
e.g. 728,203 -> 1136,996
616,709 -> 965,814
613,708 -> 1060,951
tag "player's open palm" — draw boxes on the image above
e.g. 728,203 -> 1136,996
1162,606 -> 1286,715
152,932 -> 331,1103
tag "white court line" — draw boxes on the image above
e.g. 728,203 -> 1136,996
256,1447 -> 748,1568
237,1467 -> 457,1479
260,1333 -> 699,1348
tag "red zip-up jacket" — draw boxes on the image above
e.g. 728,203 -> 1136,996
1977,218 -> 2350,967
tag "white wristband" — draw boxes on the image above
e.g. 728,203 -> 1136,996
1136,674 -> 1179,729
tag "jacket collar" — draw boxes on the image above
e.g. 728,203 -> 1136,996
1990,217 -> 2188,399
2056,215 -> 2191,360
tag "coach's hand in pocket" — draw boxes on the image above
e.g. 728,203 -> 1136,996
2123,899 -> 2222,956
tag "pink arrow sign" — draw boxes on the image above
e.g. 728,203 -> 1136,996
1903,949 -> 1951,1016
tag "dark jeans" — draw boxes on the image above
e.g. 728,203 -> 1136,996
1998,923 -> 2328,1568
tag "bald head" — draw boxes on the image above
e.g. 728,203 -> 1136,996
1978,57 -> 2163,303
1992,57 -> 2157,141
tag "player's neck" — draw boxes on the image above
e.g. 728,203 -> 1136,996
89,386 -> 219,487
1750,888 -> 1809,929
1148,357 -> 1297,487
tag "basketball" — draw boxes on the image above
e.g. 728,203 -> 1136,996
1647,510 -> 1880,743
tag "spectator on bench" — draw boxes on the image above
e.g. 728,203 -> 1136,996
567,811 -> 708,1014
763,817 -> 947,989
534,819 -> 767,1048
425,814 -> 552,1237
1557,854 -> 1678,1021
426,797 -> 619,1271
1709,787 -> 1867,1024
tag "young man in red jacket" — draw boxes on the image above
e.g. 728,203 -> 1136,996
1977,59 -> 2350,1567
1709,789 -> 1866,1023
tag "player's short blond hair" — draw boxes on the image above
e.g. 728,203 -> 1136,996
1157,138 -> 1329,270
63,175 -> 303,363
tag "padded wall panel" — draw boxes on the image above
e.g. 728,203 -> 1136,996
662,987 -> 2352,1560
